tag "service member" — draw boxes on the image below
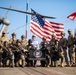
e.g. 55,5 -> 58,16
67,29 -> 75,66
59,32 -> 69,66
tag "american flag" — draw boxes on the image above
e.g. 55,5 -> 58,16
30,9 -> 64,42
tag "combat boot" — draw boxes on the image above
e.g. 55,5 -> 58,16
22,60 -> 25,68
54,61 -> 58,67
60,63 -> 64,67
11,59 -> 14,67
15,62 -> 19,67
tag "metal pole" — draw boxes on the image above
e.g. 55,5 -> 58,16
26,0 -> 28,39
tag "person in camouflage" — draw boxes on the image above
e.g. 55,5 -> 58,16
21,35 -> 28,48
15,39 -> 25,67
59,32 -> 69,66
26,39 -> 35,67
0,40 -> 3,67
51,40 -> 59,67
49,34 -> 56,66
40,37 -> 50,67
2,41 -> 14,67
9,32 -> 17,46
0,31 -> 9,43
67,29 -> 75,66
20,35 -> 28,66
9,32 -> 17,67
74,30 -> 76,66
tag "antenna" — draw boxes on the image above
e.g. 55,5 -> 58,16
4,6 -> 12,18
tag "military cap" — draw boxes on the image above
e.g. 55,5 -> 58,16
11,32 -> 16,36
68,29 -> 72,32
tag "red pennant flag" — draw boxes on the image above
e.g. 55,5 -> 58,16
67,12 -> 76,21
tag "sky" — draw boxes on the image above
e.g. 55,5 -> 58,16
0,0 -> 76,43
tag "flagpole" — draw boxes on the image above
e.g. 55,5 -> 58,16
25,0 -> 28,39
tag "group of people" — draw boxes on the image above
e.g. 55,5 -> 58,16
0,29 -> 76,68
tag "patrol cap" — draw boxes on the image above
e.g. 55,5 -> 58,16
68,29 -> 72,32
12,32 -> 16,36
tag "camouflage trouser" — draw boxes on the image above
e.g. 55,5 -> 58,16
19,54 -> 25,67
51,52 -> 59,67
68,46 -> 75,65
2,54 -> 14,67
0,53 -> 2,66
59,52 -> 64,66
75,47 -> 76,65
46,55 -> 50,67
63,49 -> 69,65
9,54 -> 14,67
51,59 -> 58,67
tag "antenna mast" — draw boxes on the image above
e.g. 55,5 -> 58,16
26,0 -> 28,39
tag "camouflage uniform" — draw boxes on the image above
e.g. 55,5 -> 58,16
51,40 -> 60,67
74,30 -> 76,66
40,38 -> 50,67
21,35 -> 28,48
2,41 -> 14,67
0,40 -> 3,66
9,32 -> 17,67
0,31 -> 9,43
9,32 -> 17,46
67,29 -> 75,66
49,34 -> 56,66
26,39 -> 35,66
14,40 -> 25,67
0,31 -> 9,66
59,32 -> 68,66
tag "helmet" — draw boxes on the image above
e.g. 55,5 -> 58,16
28,39 -> 32,43
12,32 -> 16,36
42,37 -> 46,40
52,34 -> 55,37
61,31 -> 65,35
16,39 -> 21,43
2,31 -> 6,34
4,41 -> 8,45
21,35 -> 25,38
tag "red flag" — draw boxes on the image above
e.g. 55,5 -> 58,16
67,12 -> 76,21
30,9 -> 64,42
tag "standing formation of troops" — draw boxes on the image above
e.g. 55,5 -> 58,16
0,29 -> 76,68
